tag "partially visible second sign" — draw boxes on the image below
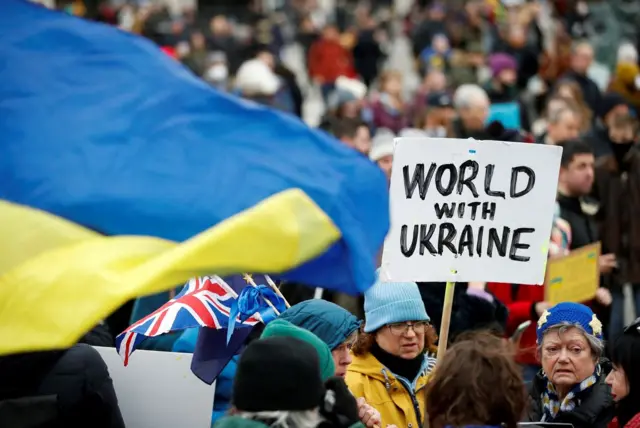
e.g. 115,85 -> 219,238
381,137 -> 563,285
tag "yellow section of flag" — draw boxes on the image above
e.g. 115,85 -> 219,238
0,188 -> 341,356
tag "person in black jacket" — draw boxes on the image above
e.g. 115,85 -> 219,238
418,281 -> 508,343
555,139 -> 615,332
560,41 -> 602,115
0,344 -> 125,428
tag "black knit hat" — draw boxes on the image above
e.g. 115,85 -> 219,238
232,336 -> 325,412
597,93 -> 627,119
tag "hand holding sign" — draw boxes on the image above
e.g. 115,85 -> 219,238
598,253 -> 617,274
382,138 -> 562,285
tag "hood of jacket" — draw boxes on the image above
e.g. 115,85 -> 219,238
278,300 -> 360,350
214,416 -> 269,428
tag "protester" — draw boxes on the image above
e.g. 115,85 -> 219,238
368,129 -> 394,182
606,318 -> 640,428
182,30 -> 209,77
484,53 -> 530,131
449,84 -> 490,139
369,70 -> 409,134
591,109 -> 640,340
532,95 -> 574,138
418,33 -> 451,74
608,62 -> 640,113
536,105 -> 581,145
308,24 -> 357,106
0,344 -> 125,428
202,51 -> 231,91
331,118 -> 372,156
409,69 -> 448,125
588,93 -> 633,158
524,302 -> 614,427
172,324 -> 266,425
234,56 -> 281,108
277,300 -> 360,378
413,91 -> 455,137
319,76 -> 369,132
277,301 -> 383,428
562,41 -> 601,113
352,16 -> 384,89
554,139 -> 614,317
216,336 -> 364,428
552,80 -> 594,132
426,332 -> 526,428
346,273 -> 436,428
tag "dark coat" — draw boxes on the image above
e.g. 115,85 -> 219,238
417,282 -> 508,341
524,364 -> 615,428
0,344 -> 125,428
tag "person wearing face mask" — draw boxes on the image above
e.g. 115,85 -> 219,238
589,96 -> 640,340
484,53 -> 531,132
203,51 -> 230,91
418,92 -> 454,138
606,317 -> 640,428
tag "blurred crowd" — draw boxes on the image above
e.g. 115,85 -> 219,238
5,0 -> 640,427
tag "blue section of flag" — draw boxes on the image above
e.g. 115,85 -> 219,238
189,275 -> 283,384
0,0 -> 389,295
226,284 -> 285,344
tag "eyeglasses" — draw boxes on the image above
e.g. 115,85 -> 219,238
387,321 -> 429,336
624,317 -> 640,335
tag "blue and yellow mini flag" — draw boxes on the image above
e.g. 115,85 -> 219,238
0,0 -> 389,356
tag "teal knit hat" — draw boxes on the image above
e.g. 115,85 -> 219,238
261,319 -> 335,380
363,270 -> 430,333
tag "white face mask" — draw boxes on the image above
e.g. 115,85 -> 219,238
206,64 -> 228,81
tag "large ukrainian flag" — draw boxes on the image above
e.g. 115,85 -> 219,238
0,0 -> 389,356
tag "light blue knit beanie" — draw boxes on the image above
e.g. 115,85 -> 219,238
363,270 -> 430,333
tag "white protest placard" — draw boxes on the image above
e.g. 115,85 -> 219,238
381,138 -> 562,285
95,347 -> 215,428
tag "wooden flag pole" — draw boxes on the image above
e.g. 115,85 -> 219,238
243,274 -> 281,316
436,271 -> 457,365
264,275 -> 291,308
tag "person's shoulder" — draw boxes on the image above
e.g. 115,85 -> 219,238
53,344 -> 106,375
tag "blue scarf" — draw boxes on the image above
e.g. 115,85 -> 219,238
541,369 -> 600,421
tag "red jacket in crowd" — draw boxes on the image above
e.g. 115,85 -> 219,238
486,282 -> 543,365
308,39 -> 356,84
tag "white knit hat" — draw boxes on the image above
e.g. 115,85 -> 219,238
235,59 -> 280,96
369,128 -> 395,162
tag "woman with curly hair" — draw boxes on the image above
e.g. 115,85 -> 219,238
425,332 -> 526,428
345,272 -> 437,428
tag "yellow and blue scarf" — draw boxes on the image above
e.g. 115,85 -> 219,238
541,370 -> 599,421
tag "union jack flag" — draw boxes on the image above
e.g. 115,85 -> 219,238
116,275 -> 260,366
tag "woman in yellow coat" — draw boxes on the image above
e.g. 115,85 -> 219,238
346,273 -> 437,428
